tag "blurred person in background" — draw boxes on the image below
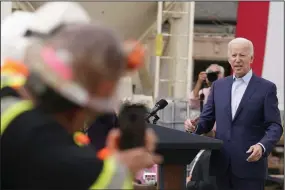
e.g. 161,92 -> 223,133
185,64 -> 224,132
186,37 -> 283,190
86,105 -> 158,186
1,2 -> 161,189
189,64 -> 225,110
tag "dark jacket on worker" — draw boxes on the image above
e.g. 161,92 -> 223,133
1,87 -> 131,189
87,113 -> 118,151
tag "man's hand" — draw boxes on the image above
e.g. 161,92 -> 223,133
184,117 -> 199,133
193,71 -> 207,98
106,128 -> 163,175
186,175 -> 192,183
246,144 -> 263,162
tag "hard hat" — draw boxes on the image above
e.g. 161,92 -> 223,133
1,11 -> 34,66
1,11 -> 34,89
24,26 -> 146,113
1,2 -> 90,66
21,3 -> 146,112
27,2 -> 90,35
1,2 -> 90,89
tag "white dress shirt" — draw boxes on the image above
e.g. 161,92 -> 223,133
231,70 -> 266,152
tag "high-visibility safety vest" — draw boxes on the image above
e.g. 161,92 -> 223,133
1,73 -> 26,89
0,96 -> 133,189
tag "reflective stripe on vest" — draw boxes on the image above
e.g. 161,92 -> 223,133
1,97 -> 33,135
1,74 -> 26,89
89,155 -> 133,189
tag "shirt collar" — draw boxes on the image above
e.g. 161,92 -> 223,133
233,69 -> 252,85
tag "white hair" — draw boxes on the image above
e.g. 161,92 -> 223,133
206,64 -> 225,77
228,37 -> 254,57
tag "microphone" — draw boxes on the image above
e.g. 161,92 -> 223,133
145,99 -> 168,120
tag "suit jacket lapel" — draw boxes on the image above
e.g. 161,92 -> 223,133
225,77 -> 234,120
232,74 -> 259,122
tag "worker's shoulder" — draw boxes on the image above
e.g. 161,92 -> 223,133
3,106 -> 68,146
12,107 -> 59,129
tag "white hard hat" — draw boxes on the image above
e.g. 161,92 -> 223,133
1,2 -> 90,66
1,11 -> 34,66
28,2 -> 90,35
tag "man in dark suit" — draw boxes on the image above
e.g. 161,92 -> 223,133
186,37 -> 283,190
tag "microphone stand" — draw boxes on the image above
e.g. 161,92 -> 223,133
152,114 -> 160,125
146,117 -> 151,124
199,81 -> 206,112
145,114 -> 160,125
199,93 -> 204,113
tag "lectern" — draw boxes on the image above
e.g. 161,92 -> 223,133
148,124 -> 223,190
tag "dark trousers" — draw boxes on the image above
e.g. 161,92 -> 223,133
216,165 -> 265,190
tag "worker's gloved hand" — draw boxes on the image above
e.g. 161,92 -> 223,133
106,128 -> 163,175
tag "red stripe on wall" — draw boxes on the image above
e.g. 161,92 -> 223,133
235,2 -> 270,76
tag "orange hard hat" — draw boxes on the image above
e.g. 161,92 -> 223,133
1,59 -> 29,89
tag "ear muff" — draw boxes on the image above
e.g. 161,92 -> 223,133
124,41 -> 145,71
1,59 -> 29,77
1,59 -> 30,89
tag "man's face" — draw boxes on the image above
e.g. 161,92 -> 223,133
228,42 -> 253,77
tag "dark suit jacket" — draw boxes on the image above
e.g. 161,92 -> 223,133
195,74 -> 283,179
187,150 -> 218,190
87,113 -> 118,151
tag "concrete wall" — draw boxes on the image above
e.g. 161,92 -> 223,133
29,1 -> 239,38
30,2 -> 157,40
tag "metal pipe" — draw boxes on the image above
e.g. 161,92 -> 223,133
154,1 -> 163,101
138,2 -> 175,43
1,2 -> 12,20
186,2 -> 195,118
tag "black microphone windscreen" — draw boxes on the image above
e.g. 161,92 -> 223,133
157,99 -> 168,109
